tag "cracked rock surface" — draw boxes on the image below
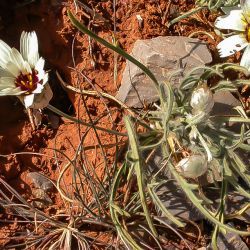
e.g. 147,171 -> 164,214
116,36 -> 212,107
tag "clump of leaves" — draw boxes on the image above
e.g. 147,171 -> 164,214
169,0 -> 240,26
195,0 -> 239,9
68,10 -> 250,249
110,63 -> 250,249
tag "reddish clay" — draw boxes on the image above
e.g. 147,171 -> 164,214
0,0 -> 246,248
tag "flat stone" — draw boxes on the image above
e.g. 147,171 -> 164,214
32,188 -> 53,209
157,180 -> 250,224
156,180 -> 204,222
207,223 -> 249,250
211,91 -> 242,132
116,36 -> 212,107
26,172 -> 53,191
147,142 -> 250,223
212,91 -> 240,116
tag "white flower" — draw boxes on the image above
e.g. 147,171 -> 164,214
190,85 -> 214,114
176,154 -> 208,179
220,5 -> 241,15
0,31 -> 52,109
215,0 -> 250,69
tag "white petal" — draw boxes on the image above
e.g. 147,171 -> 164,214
35,57 -> 46,82
0,40 -> 11,68
37,70 -> 45,82
217,34 -> 248,57
20,31 -> 39,67
32,83 -> 44,94
0,87 -> 24,96
30,83 -> 53,109
240,45 -> 250,69
41,72 -> 48,85
9,48 -> 26,72
0,68 -> 13,77
215,10 -> 246,31
241,0 -> 250,22
9,87 -> 25,95
23,61 -> 32,74
24,93 -> 35,108
0,77 -> 16,89
35,57 -> 45,73
5,61 -> 20,77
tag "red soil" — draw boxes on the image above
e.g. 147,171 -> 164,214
0,0 -> 230,248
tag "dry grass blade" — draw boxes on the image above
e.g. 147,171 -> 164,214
56,71 -> 135,116
124,116 -> 158,237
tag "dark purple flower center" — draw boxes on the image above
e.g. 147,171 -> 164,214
15,69 -> 39,93
246,23 -> 250,42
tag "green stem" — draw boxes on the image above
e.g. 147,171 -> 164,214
47,104 -> 126,137
67,10 -> 162,102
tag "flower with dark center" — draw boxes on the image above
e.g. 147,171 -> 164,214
215,0 -> 250,69
15,70 -> 39,93
0,31 -> 52,109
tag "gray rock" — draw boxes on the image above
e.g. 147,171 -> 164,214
146,147 -> 201,221
156,180 -> 204,222
207,223 -> 249,250
32,188 -> 53,209
211,91 -> 243,132
27,172 -> 54,208
116,36 -> 212,107
157,179 -> 250,223
26,172 -> 53,191
147,139 -> 250,223
212,91 -> 241,116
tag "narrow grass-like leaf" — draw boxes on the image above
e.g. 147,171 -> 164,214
124,116 -> 158,237
211,116 -> 250,124
111,204 -> 131,217
166,154 -> 250,235
169,0 -> 239,27
212,164 -> 227,250
224,157 -> 250,199
68,10 -> 160,93
47,104 -> 126,136
229,151 -> 250,188
160,83 -> 174,125
168,7 -> 205,27
226,125 -> 245,150
109,163 -> 142,249
148,184 -> 184,227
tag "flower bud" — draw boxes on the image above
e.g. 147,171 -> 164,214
190,85 -> 214,114
176,154 -> 208,178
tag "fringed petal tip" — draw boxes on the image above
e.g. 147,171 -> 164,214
20,30 -> 39,67
216,34 -> 248,58
214,10 -> 245,32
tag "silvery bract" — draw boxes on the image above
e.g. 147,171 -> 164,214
215,0 -> 250,69
0,31 -> 52,109
190,85 -> 214,114
176,154 -> 208,179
